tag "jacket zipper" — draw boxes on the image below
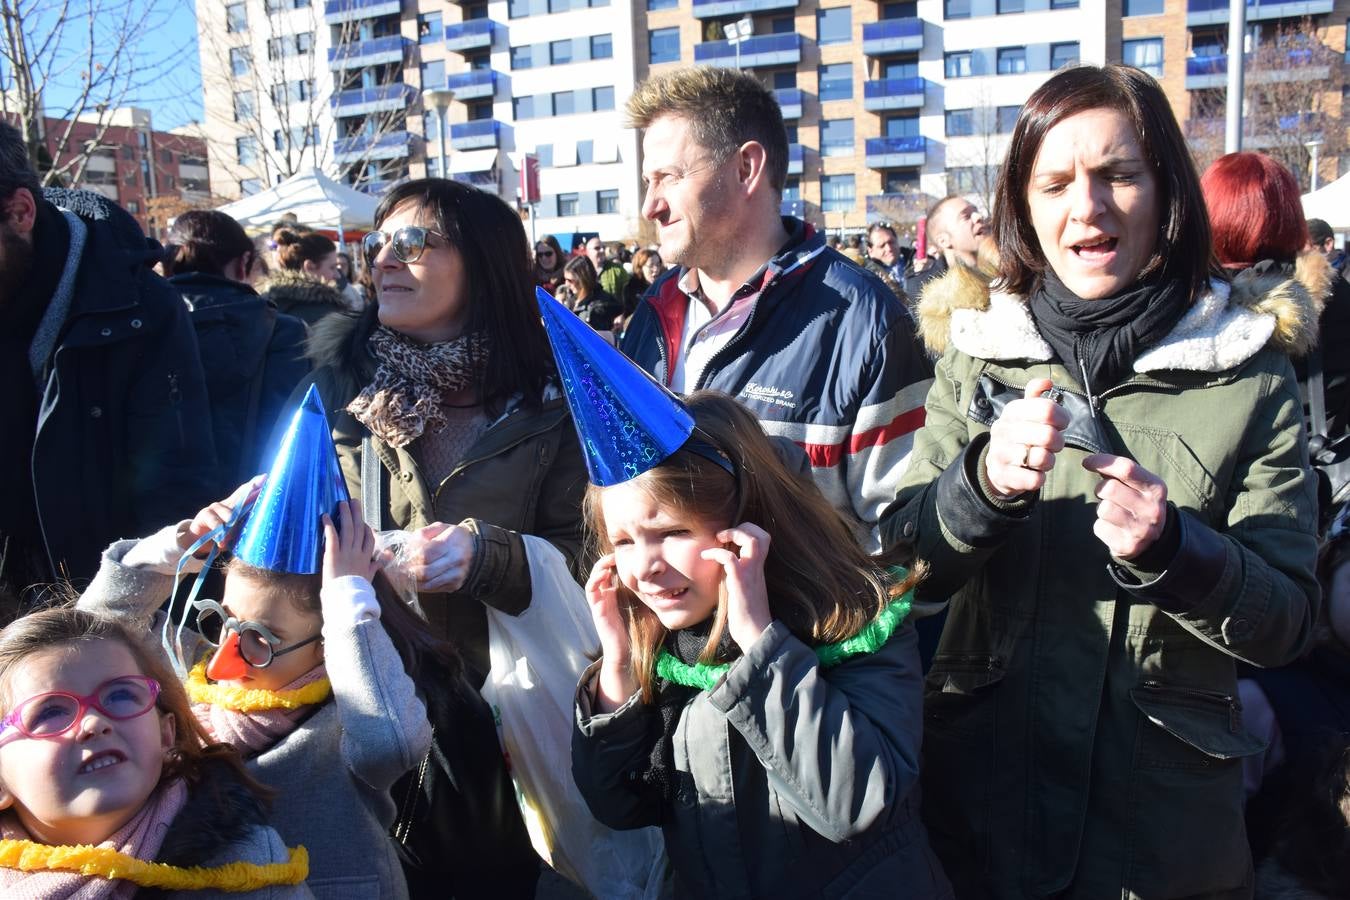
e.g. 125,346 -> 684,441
693,273 -> 778,392
1139,680 -> 1234,704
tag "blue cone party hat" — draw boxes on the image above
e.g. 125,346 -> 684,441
232,384 -> 350,574
536,286 -> 694,486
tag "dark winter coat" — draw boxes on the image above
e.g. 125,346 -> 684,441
25,188 -> 216,589
258,269 -> 352,330
573,621 -> 953,899
300,307 -> 588,680
170,271 -> 310,493
883,262 -> 1322,899
572,288 -> 621,332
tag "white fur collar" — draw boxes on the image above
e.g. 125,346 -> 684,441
947,279 -> 1277,374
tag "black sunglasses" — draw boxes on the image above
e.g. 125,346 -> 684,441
363,226 -> 449,266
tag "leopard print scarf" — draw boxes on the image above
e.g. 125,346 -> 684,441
347,325 -> 490,448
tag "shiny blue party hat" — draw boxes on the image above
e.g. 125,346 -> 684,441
233,384 -> 350,573
536,286 -> 694,486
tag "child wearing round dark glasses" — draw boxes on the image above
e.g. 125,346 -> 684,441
77,484 -> 439,899
0,606 -> 311,896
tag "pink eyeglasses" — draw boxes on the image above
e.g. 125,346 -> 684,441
0,676 -> 161,741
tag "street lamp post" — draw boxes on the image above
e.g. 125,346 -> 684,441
725,16 -> 753,70
1306,138 -> 1324,192
422,87 -> 456,179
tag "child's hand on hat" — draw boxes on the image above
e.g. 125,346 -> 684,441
181,475 -> 266,556
322,499 -> 380,584
702,523 -> 773,652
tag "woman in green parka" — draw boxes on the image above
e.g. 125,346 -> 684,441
883,64 -> 1320,899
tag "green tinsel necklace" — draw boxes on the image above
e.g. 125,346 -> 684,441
653,584 -> 914,692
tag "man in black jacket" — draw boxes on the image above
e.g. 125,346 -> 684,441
0,122 -> 215,616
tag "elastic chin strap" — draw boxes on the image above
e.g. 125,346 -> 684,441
160,496 -> 257,680
682,431 -> 735,477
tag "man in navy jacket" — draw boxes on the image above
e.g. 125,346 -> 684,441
621,68 -> 933,550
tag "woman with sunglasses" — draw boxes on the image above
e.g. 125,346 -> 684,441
0,606 -> 310,896
533,234 -> 566,294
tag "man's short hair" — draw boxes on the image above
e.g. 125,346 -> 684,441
626,67 -> 788,193
925,195 -> 965,240
1308,218 -> 1335,246
0,121 -> 42,204
866,222 -> 898,246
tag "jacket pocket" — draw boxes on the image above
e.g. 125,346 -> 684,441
307,874 -> 381,899
1123,682 -> 1260,897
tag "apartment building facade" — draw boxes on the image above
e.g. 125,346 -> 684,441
196,0 -> 1348,236
21,107 -> 211,237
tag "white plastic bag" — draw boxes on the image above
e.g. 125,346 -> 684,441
482,535 -> 667,899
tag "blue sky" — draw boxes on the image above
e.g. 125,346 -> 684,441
36,1 -> 203,131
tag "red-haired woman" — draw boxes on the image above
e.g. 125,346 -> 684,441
1202,151 -> 1350,492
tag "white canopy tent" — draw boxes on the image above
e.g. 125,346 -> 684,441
216,167 -> 380,244
1302,172 -> 1350,231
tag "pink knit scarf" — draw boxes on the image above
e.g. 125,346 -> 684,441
0,778 -> 188,899
194,664 -> 329,756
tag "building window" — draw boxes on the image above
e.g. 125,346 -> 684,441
648,0 -> 678,8
773,70 -> 797,89
944,0 -> 970,19
535,144 -> 553,166
594,85 -> 615,110
267,37 -> 284,60
229,47 -> 250,76
597,188 -> 619,213
226,3 -> 247,32
295,32 -> 312,53
945,108 -> 974,137
997,46 -> 1027,74
557,192 -> 579,216
649,26 -> 680,63
821,174 -> 855,213
592,34 -> 613,59
817,7 -> 851,45
883,59 -> 918,79
819,118 -> 854,157
514,96 -> 535,119
882,1 -> 917,18
1122,37 -> 1163,76
126,200 -> 139,213
422,59 -> 445,89
885,114 -> 920,137
947,166 -> 979,193
1051,41 -> 1079,68
945,51 -> 973,78
419,12 -> 442,43
1123,0 -> 1164,15
997,0 -> 1024,13
782,178 -> 800,202
552,91 -> 575,116
551,39 -> 573,64
818,63 -> 852,102
240,178 -> 262,195
511,45 -> 533,69
996,105 -> 1021,132
233,91 -> 255,121
235,136 -> 257,165
578,139 -> 594,164
1051,0 -> 1079,8
884,170 -> 920,192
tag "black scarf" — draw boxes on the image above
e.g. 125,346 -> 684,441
639,620 -> 739,806
1027,270 -> 1191,398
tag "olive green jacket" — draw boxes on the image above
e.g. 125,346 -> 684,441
881,264 -> 1322,899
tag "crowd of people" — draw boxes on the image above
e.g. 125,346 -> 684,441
1,60 -> 1349,900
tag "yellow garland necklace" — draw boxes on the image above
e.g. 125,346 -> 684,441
0,840 -> 309,890
185,662 -> 331,712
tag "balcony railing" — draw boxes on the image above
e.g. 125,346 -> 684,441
691,0 -> 797,19
323,0 -> 402,24
866,192 -> 928,220
861,18 -> 923,55
1184,48 -> 1325,87
864,135 -> 927,168
327,35 -> 410,70
330,83 -> 416,117
787,143 -> 804,175
334,130 -> 412,163
445,69 -> 498,100
780,198 -> 819,222
774,87 -> 803,120
694,33 -> 801,68
863,77 -> 926,112
1186,0 -> 1332,24
444,19 -> 496,53
450,119 -> 502,150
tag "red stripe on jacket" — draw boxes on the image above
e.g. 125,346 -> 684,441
799,406 -> 927,468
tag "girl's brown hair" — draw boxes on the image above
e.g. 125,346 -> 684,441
583,391 -> 919,702
275,228 -> 336,272
0,607 -> 269,798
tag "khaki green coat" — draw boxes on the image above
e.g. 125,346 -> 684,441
881,262 -> 1323,899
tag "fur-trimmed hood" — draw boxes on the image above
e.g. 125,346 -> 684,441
915,250 -> 1322,374
258,269 -> 348,313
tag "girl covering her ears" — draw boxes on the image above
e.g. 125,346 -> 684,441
571,392 -> 954,899
0,606 -> 312,898
77,489 -> 434,900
